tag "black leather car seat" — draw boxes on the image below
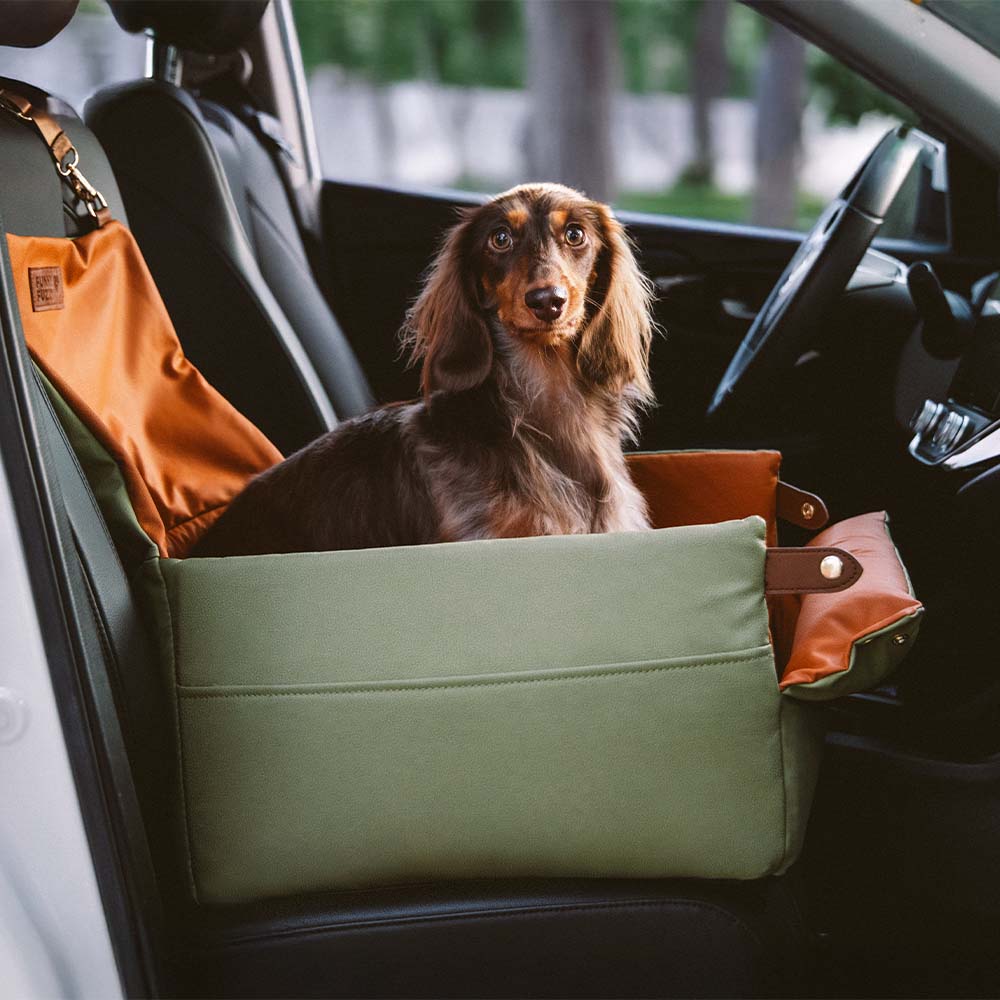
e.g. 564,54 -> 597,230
0,4 -> 812,997
84,0 -> 374,455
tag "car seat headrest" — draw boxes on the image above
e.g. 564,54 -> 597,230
107,0 -> 269,55
0,1 -> 79,48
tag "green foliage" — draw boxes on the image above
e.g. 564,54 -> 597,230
724,2 -> 767,99
291,0 -> 911,132
924,0 -> 1000,59
616,183 -> 826,230
617,0 -> 698,94
291,0 -> 522,87
808,50 -> 915,126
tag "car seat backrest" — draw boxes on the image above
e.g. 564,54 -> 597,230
86,0 -> 375,453
83,78 -> 336,456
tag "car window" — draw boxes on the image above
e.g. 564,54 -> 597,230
923,0 -> 1000,59
292,0 -> 939,239
0,0 -> 145,113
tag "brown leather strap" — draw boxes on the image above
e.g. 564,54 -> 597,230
0,88 -> 74,162
0,87 -> 111,227
776,481 -> 829,530
764,546 -> 862,595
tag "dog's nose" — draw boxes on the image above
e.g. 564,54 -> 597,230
525,285 -> 568,321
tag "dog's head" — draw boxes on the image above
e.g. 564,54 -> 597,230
404,183 -> 654,402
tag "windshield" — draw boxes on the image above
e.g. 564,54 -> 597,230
923,0 -> 1000,59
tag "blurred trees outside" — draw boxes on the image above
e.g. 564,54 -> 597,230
751,21 -> 806,227
525,1 -> 617,202
685,0 -> 730,187
292,0 -> 911,227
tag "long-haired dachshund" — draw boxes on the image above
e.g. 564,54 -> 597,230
193,183 -> 655,557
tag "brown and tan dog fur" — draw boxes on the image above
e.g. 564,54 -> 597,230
193,183 -> 655,557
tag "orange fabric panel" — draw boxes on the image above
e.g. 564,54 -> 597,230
779,512 -> 921,689
7,222 -> 282,558
627,450 -> 781,546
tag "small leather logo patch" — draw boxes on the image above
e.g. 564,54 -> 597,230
28,267 -> 64,312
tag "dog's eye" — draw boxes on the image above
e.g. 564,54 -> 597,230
489,227 -> 513,252
565,224 -> 586,247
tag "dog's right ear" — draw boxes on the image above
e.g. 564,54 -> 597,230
403,211 -> 493,396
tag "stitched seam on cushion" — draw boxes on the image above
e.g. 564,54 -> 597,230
178,650 -> 773,700
209,898 -> 763,951
156,559 -> 201,903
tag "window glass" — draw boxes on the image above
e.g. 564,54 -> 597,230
924,0 -> 1000,60
0,0 -> 145,114
293,0 -> 928,235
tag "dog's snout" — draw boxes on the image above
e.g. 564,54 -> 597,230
524,285 -> 568,321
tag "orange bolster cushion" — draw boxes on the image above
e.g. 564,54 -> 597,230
7,222 -> 282,558
627,450 -> 781,546
779,511 -> 923,692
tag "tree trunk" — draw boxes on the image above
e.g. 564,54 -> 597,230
685,0 -> 730,186
751,23 -> 806,228
525,0 -> 617,203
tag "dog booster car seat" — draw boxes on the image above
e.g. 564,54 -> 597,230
3,97 -> 922,906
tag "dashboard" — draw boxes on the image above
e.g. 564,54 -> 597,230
907,271 -> 1000,468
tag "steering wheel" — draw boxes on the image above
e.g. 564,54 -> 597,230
707,126 -> 932,422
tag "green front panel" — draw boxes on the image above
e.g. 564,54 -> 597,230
164,517 -> 772,687
160,517 -> 812,904
26,373 -> 831,903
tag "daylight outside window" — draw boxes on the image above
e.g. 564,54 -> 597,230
292,0 -> 912,231
0,0 -> 919,234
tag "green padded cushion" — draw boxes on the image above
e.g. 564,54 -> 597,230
31,376 -> 825,904
159,518 -> 819,904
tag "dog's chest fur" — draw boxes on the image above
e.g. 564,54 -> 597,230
412,366 -> 649,542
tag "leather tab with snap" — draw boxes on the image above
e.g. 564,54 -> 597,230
776,481 -> 829,530
765,547 -> 862,595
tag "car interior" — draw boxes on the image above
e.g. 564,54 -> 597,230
2,0 -> 1000,997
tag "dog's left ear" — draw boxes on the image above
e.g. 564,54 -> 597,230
402,210 -> 494,396
577,206 -> 655,403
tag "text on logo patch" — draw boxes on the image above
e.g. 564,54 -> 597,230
28,267 -> 64,312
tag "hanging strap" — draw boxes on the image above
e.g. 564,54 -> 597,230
776,481 -> 829,529
0,86 -> 111,227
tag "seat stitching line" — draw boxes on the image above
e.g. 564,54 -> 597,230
178,650 -> 773,699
